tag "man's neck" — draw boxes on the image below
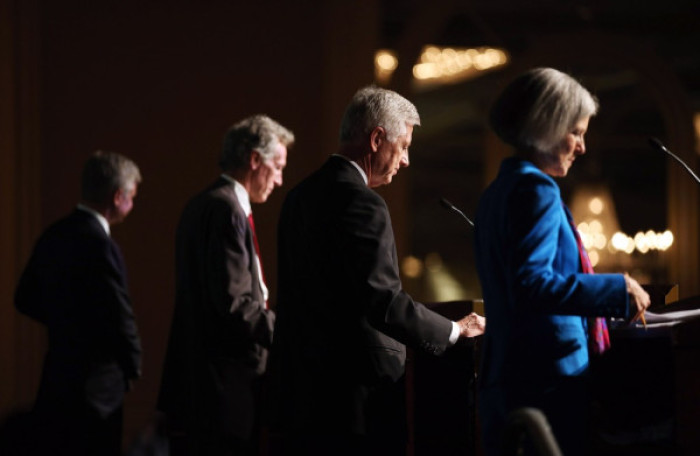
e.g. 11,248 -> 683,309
336,145 -> 371,185
77,203 -> 111,234
224,169 -> 253,194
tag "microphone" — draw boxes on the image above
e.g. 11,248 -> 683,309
648,137 -> 700,184
440,197 -> 474,227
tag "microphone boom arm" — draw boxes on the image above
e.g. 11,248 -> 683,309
440,197 -> 475,227
649,137 -> 700,184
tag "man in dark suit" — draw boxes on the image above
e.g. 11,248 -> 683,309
15,150 -> 143,456
158,114 -> 294,456
266,86 -> 483,456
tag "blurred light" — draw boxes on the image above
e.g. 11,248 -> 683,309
374,49 -> 398,84
588,250 -> 600,267
634,231 -> 650,253
581,233 -> 593,250
611,229 -> 673,254
401,255 -> 423,279
588,197 -> 604,215
376,51 -> 398,71
593,233 -> 607,250
611,232 -> 627,250
412,45 -> 509,88
424,252 -> 444,271
659,230 -> 674,250
694,113 -> 700,153
413,62 -> 439,79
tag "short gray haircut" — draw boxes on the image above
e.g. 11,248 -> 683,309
81,150 -> 141,205
220,114 -> 294,171
339,85 -> 421,145
489,67 -> 599,153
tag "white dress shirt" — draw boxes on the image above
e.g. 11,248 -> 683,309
221,174 -> 269,303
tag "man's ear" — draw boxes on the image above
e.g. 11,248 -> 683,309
249,150 -> 262,170
369,127 -> 385,153
112,188 -> 124,207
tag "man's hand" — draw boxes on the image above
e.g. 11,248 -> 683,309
625,272 -> 651,322
457,312 -> 486,338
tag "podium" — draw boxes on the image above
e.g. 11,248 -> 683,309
590,293 -> 700,456
406,300 -> 481,456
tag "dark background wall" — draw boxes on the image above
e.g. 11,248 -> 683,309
2,0 -> 382,444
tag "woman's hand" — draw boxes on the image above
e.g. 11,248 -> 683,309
625,272 -> 651,322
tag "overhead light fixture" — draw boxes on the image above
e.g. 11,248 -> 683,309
412,45 -> 508,89
373,45 -> 509,88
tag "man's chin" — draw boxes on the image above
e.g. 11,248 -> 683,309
252,192 -> 273,204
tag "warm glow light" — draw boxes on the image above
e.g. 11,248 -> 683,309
413,63 -> 439,79
611,232 -> 626,249
588,250 -> 600,267
593,233 -> 607,250
412,45 -> 509,87
611,229 -> 672,254
634,231 -> 650,253
589,197 -> 604,215
424,252 -> 444,271
659,230 -> 674,250
401,255 -> 423,278
589,220 -> 603,234
376,51 -> 398,71
374,49 -> 399,84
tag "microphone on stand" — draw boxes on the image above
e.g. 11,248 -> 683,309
648,137 -> 700,184
439,197 -> 474,227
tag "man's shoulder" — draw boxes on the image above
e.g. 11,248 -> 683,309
285,160 -> 380,211
42,210 -> 105,240
182,180 -> 240,213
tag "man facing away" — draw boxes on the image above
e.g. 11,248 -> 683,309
158,114 -> 294,456
266,86 -> 483,456
15,150 -> 143,456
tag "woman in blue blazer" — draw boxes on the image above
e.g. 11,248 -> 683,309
474,68 -> 651,456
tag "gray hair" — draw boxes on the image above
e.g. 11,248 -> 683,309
489,67 -> 599,153
339,85 -> 421,145
81,150 -> 141,205
219,114 -> 294,171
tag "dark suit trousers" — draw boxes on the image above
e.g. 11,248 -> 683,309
31,403 -> 123,456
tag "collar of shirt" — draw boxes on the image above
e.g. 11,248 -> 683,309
332,154 -> 368,185
76,204 -> 110,236
221,174 -> 251,217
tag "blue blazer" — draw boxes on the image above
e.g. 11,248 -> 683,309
473,157 -> 629,452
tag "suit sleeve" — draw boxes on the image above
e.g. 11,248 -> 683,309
14,250 -> 46,322
97,241 -> 142,380
205,203 -> 274,347
508,173 -> 628,317
338,187 -> 453,354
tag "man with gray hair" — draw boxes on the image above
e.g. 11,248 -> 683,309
158,114 -> 294,456
267,86 -> 482,455
15,150 -> 142,456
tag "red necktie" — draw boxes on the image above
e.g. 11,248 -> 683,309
247,213 -> 268,309
565,205 -> 610,354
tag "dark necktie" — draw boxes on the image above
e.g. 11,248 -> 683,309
247,213 -> 268,309
564,204 -> 611,354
